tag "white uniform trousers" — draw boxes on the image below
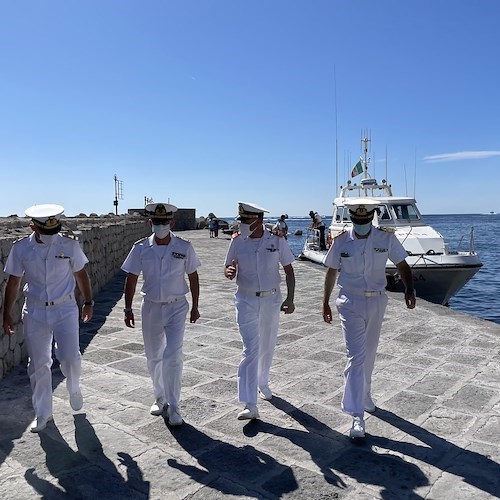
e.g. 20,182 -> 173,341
141,298 -> 189,407
22,300 -> 81,418
336,291 -> 388,416
235,290 -> 281,404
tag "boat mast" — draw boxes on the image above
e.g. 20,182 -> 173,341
361,130 -> 371,194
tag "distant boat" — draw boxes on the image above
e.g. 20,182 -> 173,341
300,136 -> 483,306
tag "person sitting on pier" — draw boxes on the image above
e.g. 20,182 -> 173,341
322,199 -> 416,440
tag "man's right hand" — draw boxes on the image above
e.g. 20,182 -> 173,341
2,313 -> 14,336
124,311 -> 135,328
225,260 -> 237,280
322,304 -> 333,324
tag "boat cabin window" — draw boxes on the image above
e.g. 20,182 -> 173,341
392,204 -> 420,221
376,205 -> 391,220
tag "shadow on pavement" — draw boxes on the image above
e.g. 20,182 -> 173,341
166,421 -> 299,498
78,270 -> 127,354
24,413 -> 150,498
371,407 -> 500,497
247,396 -> 430,499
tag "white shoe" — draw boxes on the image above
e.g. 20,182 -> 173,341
70,390 -> 83,411
150,399 -> 166,416
30,415 -> 53,433
365,395 -> 376,413
258,385 -> 273,400
167,405 -> 183,426
349,416 -> 365,439
237,405 -> 260,420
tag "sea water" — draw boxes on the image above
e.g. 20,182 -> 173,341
265,214 -> 499,325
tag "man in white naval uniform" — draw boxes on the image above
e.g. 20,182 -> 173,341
224,202 -> 295,420
3,204 -> 93,433
322,199 -> 416,439
122,203 -> 200,426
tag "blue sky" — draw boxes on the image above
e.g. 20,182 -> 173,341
1,0 -> 499,218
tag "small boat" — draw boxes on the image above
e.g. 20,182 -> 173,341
300,137 -> 483,305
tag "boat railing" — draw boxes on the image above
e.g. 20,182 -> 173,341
305,228 -> 321,251
456,226 -> 477,255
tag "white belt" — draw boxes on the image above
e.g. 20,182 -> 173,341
240,288 -> 277,297
27,293 -> 76,307
340,288 -> 384,297
147,297 -> 184,305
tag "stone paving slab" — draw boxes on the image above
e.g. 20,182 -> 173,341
1,229 -> 500,499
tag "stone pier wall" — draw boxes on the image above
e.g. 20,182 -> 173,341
0,217 -> 152,380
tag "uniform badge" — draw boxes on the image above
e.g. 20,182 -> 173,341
266,244 -> 278,252
340,252 -> 350,258
172,252 -> 186,259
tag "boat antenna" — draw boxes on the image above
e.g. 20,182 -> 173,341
385,145 -> 388,183
361,129 -> 371,177
334,65 -> 338,195
413,148 -> 417,198
404,163 -> 408,196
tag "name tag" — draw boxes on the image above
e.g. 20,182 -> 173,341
340,252 -> 350,258
266,248 -> 278,252
55,254 -> 70,259
374,248 -> 388,253
172,252 -> 186,259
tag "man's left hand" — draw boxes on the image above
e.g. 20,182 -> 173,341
190,307 -> 200,323
405,290 -> 416,309
280,299 -> 295,314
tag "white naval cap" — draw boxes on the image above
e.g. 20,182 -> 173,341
236,201 -> 269,220
25,204 -> 64,230
144,203 -> 177,220
344,198 -> 379,222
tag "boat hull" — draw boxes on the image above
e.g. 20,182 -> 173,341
299,247 -> 482,306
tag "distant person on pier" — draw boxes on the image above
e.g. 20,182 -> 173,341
224,201 -> 295,421
309,210 -> 326,250
273,214 -> 288,239
121,203 -> 201,427
3,204 -> 93,433
322,199 -> 416,440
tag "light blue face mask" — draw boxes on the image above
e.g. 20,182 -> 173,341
352,222 -> 372,236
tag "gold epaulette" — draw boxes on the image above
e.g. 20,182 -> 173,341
174,234 -> 190,243
134,236 -> 150,245
332,230 -> 345,239
377,226 -> 395,233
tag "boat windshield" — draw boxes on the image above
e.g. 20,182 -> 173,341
333,202 -> 421,223
390,203 -> 420,221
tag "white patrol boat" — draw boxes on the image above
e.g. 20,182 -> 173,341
300,137 -> 483,305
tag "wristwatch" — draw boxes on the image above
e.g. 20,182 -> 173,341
83,300 -> 95,307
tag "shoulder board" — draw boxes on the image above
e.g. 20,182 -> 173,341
13,235 -> 30,244
134,236 -> 150,245
174,234 -> 190,243
377,227 -> 395,233
332,230 -> 346,239
60,233 -> 77,240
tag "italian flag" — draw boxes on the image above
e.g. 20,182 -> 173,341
351,160 -> 363,178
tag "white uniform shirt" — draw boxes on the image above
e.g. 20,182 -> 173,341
4,233 -> 89,302
224,228 -> 295,293
121,233 -> 201,302
324,226 -> 408,291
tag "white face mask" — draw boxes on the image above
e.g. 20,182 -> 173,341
352,222 -> 372,236
152,224 -> 170,239
38,233 -> 57,245
239,221 -> 259,238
